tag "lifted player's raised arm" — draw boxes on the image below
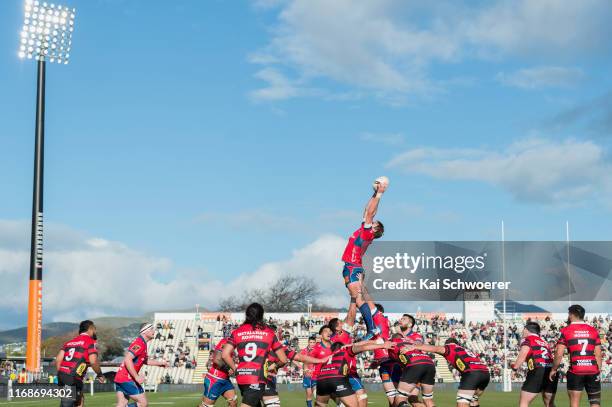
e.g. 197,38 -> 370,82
363,181 -> 387,225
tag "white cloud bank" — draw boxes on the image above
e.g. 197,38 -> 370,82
0,220 -> 347,324
387,138 -> 611,204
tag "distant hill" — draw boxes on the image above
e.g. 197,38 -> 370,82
0,322 -> 78,345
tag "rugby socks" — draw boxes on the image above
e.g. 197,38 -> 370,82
307,400 -> 313,407
359,303 -> 374,332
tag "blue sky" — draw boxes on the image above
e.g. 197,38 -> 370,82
1,0 -> 612,329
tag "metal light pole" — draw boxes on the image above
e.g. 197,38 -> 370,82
19,0 -> 76,374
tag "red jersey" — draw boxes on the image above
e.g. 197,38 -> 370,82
266,345 -> 297,382
228,324 -> 282,385
341,223 -> 375,265
310,342 -> 333,380
318,347 -> 357,380
58,333 -> 98,380
300,346 -> 315,377
390,336 -> 434,367
558,322 -> 601,375
443,343 -> 488,374
331,330 -> 357,375
115,336 -> 148,383
520,334 -> 552,370
207,338 -> 231,380
373,312 -> 391,360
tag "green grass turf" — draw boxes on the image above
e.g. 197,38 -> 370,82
0,389 -> 609,407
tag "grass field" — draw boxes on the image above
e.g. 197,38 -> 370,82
0,389 -> 609,407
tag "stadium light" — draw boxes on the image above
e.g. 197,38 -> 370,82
19,0 -> 76,374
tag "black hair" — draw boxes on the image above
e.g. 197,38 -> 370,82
524,322 -> 540,335
445,337 -> 459,346
308,336 -> 317,342
404,314 -> 416,327
375,303 -> 384,313
331,342 -> 344,352
374,221 -> 385,239
245,303 -> 265,329
319,325 -> 330,335
328,318 -> 340,332
79,320 -> 95,334
568,304 -> 586,320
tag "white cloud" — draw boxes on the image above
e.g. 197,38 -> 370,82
0,221 -> 347,323
496,66 -> 584,89
387,138 -> 611,204
250,0 -> 612,101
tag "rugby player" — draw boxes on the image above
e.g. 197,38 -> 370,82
409,338 -> 490,407
341,180 -> 386,339
328,299 -> 368,407
56,320 -> 105,407
263,338 -> 330,407
316,339 -> 395,407
114,323 -> 169,407
300,337 -> 318,407
201,337 -> 237,407
550,305 -> 602,407
392,332 -> 436,407
397,314 -> 416,337
310,326 -> 335,396
222,303 -> 288,407
511,322 -> 557,407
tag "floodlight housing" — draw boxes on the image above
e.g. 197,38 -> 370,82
19,0 -> 76,64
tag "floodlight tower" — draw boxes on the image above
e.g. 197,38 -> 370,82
18,0 -> 75,373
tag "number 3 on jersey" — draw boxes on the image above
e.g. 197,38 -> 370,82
244,343 -> 257,361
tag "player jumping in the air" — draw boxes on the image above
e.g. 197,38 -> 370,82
342,177 -> 387,339
114,323 -> 169,407
222,303 -> 288,407
201,337 -> 238,407
550,305 -> 602,407
511,322 -> 557,407
408,338 -> 490,407
300,337 -> 318,407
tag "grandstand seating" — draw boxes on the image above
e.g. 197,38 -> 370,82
141,312 -> 612,385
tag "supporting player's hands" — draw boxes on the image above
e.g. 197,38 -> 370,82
382,341 -> 396,350
401,344 -> 416,354
96,374 -> 106,384
135,374 -> 146,385
548,368 -> 557,381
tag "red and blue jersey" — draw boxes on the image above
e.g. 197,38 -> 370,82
207,338 -> 231,380
373,312 -> 391,361
115,336 -> 148,383
341,223 -> 375,266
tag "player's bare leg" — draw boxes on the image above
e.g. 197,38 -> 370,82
305,387 -> 314,407
455,390 -> 475,407
394,383 -> 424,407
420,384 -> 435,407
542,391 -> 556,407
337,394 -> 359,407
128,393 -> 148,407
567,391 -> 582,407
354,388 -> 367,407
115,391 -> 129,407
519,391 -> 538,407
469,389 -> 483,407
316,394 -> 330,407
